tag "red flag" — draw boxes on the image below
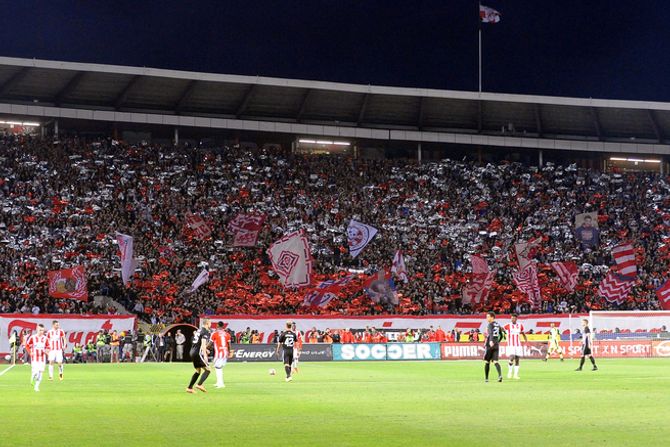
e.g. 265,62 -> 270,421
598,271 -> 634,305
302,276 -> 353,308
228,213 -> 266,247
656,280 -> 670,310
551,261 -> 579,292
513,262 -> 541,310
47,266 -> 88,301
185,212 -> 212,240
611,243 -> 637,277
462,255 -> 496,305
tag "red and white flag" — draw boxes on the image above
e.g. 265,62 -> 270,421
480,5 -> 501,23
515,237 -> 542,270
598,271 -> 634,305
47,266 -> 88,301
267,230 -> 314,288
462,255 -> 496,305
116,233 -> 138,286
391,250 -> 409,283
611,243 -> 637,277
302,275 -> 353,308
551,261 -> 579,292
228,213 -> 266,247
188,269 -> 210,293
513,262 -> 542,310
185,212 -> 212,240
656,279 -> 670,310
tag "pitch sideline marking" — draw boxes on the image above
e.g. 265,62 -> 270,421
0,364 -> 16,377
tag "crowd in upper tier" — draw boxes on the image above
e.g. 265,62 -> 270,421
0,133 -> 668,324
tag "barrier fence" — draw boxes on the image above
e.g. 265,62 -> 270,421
223,340 -> 670,362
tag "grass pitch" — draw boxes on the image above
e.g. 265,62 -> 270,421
1,358 -> 669,446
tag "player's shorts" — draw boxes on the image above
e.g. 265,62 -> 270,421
31,361 -> 45,374
507,346 -> 523,357
291,352 -> 300,368
48,350 -> 63,363
283,349 -> 294,366
213,355 -> 227,369
548,341 -> 562,352
582,346 -> 592,356
483,346 -> 499,362
191,350 -> 209,369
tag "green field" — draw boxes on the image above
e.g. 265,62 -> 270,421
1,359 -> 669,446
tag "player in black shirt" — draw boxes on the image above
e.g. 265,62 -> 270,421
276,321 -> 297,382
483,311 -> 505,382
576,318 -> 598,371
186,319 -> 212,393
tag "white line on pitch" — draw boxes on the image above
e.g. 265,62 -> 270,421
0,364 -> 16,377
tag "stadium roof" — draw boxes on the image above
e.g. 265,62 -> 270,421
1,56 -> 669,154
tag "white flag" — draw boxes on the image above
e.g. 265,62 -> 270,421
391,250 -> 409,283
347,220 -> 378,258
188,269 -> 210,293
267,230 -> 314,288
480,5 -> 501,23
115,233 -> 137,286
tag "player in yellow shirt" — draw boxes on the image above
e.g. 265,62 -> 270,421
544,323 -> 564,361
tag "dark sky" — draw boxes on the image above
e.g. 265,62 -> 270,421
3,1 -> 669,100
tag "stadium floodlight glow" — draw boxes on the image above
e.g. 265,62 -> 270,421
628,158 -> 644,163
609,157 -> 627,161
316,140 -> 334,145
6,121 -> 23,125
643,159 -> 661,163
22,122 -> 40,127
333,141 -> 351,146
298,139 -> 316,144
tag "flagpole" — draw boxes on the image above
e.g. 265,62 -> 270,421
478,2 -> 482,93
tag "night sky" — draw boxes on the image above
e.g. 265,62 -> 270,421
3,1 -> 669,101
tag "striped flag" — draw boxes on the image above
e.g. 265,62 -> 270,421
551,261 -> 579,292
611,243 -> 637,277
598,271 -> 635,305
462,255 -> 496,305
513,262 -> 541,310
656,280 -> 670,310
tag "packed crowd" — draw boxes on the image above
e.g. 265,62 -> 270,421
0,133 -> 668,324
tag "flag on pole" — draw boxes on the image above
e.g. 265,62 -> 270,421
188,269 -> 210,293
116,233 -> 138,286
47,266 -> 88,301
391,250 -> 409,283
551,261 -> 579,292
267,230 -> 314,288
347,220 -> 378,258
611,243 -> 637,277
462,255 -> 496,305
480,5 -> 501,23
513,262 -> 542,310
598,271 -> 635,305
656,279 -> 670,310
302,276 -> 353,308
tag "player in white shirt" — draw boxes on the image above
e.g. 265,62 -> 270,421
503,314 -> 528,379
46,320 -> 66,381
26,324 -> 49,392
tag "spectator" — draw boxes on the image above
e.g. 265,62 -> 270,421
175,330 -> 186,360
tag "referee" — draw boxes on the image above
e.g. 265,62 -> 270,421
186,319 -> 212,393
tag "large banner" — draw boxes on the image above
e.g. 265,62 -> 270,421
332,343 -> 441,361
0,314 -> 136,355
590,311 -> 670,332
209,314 -> 588,343
228,343 -> 332,362
440,342 -> 548,360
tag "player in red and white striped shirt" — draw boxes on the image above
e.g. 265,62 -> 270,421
504,314 -> 528,380
46,320 -> 66,381
211,322 -> 232,389
25,324 -> 49,392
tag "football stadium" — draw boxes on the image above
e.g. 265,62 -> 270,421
2,2 -> 670,446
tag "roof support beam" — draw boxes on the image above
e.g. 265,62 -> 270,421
53,71 -> 85,106
174,80 -> 198,112
114,75 -> 141,110
236,84 -> 256,118
535,104 -> 543,137
477,101 -> 483,133
357,93 -> 369,125
591,107 -> 603,140
648,109 -> 663,143
0,67 -> 31,97
296,89 -> 312,122
417,97 -> 425,130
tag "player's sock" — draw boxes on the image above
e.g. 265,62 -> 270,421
578,356 -> 585,370
197,370 -> 210,386
285,365 -> 292,378
59,364 -> 63,375
48,364 -> 54,379
484,362 -> 490,380
514,365 -> 519,377
590,357 -> 597,368
494,362 -> 502,378
188,372 -> 200,389
215,368 -> 223,385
